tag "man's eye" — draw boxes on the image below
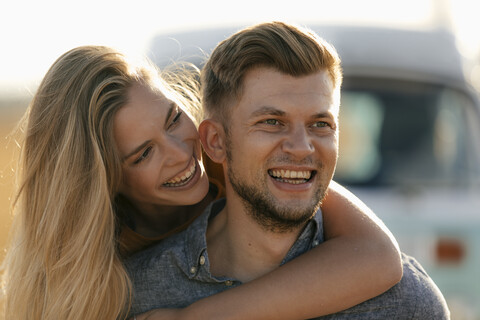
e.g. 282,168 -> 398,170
312,121 -> 329,128
263,119 -> 279,125
134,146 -> 152,164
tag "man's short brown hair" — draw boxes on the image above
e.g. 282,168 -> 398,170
201,21 -> 343,126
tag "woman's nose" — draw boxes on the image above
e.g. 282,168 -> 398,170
161,135 -> 191,166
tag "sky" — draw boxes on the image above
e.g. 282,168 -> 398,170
1,0 -> 479,97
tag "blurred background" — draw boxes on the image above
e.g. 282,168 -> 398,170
1,0 -> 479,318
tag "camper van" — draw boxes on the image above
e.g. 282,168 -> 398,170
149,24 -> 480,319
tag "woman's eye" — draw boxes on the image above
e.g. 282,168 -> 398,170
168,110 -> 183,129
134,146 -> 152,164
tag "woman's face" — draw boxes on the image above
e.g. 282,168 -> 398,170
113,83 -> 209,209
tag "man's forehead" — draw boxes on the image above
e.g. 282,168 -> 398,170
227,68 -> 339,120
242,68 -> 333,97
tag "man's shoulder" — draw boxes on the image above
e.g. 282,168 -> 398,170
124,229 -> 186,272
124,199 -> 224,280
317,253 -> 450,320
125,200 -> 227,314
399,253 -> 450,318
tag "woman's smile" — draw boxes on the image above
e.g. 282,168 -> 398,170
162,156 -> 198,188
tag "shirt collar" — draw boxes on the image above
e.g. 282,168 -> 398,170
182,198 -> 226,281
282,210 -> 324,264
182,198 -> 324,280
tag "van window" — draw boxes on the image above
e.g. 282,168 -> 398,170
334,78 -> 480,187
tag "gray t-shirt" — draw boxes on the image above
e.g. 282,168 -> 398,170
126,198 -> 450,319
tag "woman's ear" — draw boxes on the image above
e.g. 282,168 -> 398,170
198,119 -> 227,164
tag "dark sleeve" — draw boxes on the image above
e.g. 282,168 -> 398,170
315,253 -> 450,319
401,254 -> 451,319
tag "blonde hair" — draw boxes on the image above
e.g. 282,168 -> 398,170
201,21 -> 342,126
1,46 -> 200,320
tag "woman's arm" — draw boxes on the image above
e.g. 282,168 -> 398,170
137,180 -> 402,320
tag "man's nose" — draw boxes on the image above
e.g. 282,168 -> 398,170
281,126 -> 314,159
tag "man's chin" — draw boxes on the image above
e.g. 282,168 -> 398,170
276,182 -> 327,204
258,203 -> 319,233
279,203 -> 319,218
270,191 -> 321,209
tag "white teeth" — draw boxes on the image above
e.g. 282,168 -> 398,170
164,161 -> 196,186
269,169 -> 312,180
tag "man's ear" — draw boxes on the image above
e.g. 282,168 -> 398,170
198,119 -> 227,164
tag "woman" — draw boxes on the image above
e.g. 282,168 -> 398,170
1,46 -> 401,320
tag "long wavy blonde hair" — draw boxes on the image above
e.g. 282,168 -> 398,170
1,46 -> 200,320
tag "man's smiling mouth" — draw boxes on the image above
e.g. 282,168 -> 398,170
163,161 -> 197,187
268,169 -> 315,185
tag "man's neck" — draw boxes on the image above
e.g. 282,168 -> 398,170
206,196 -> 304,282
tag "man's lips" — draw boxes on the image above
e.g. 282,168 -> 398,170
268,168 -> 316,185
163,158 -> 197,187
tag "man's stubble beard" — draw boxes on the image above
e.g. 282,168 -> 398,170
225,133 -> 327,234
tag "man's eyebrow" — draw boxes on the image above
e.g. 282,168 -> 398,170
249,107 -> 334,120
249,106 -> 286,118
311,111 -> 334,119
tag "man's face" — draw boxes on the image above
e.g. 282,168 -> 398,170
225,67 -> 339,232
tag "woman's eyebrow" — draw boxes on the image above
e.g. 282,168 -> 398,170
123,102 -> 177,162
123,140 -> 151,162
164,102 -> 176,126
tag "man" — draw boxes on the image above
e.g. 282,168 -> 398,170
127,21 -> 450,319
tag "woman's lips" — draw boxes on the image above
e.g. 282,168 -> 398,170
163,158 -> 197,187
